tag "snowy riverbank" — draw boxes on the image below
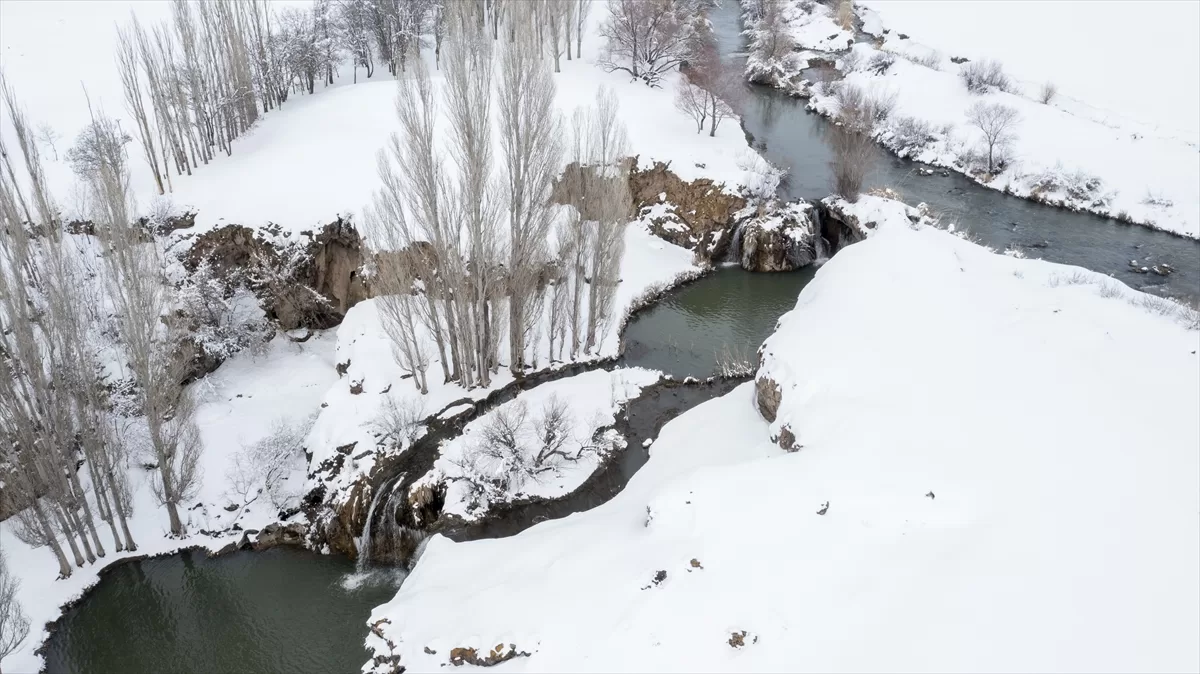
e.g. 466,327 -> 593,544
742,0 -> 1200,239
364,194 -> 1199,672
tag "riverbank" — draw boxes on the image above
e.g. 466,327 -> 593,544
740,0 -> 1200,240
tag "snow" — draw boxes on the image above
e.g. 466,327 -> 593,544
0,331 -> 338,674
420,368 -> 660,521
2,0 -> 761,234
744,0 -> 1200,238
365,196 -> 1199,673
858,0 -> 1200,139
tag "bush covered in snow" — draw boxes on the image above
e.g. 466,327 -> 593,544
880,116 -> 938,156
959,59 -> 1013,94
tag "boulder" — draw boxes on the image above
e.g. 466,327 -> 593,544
252,522 -> 308,550
735,202 -> 821,272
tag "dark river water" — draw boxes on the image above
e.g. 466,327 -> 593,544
43,547 -> 402,674
41,4 -> 1200,673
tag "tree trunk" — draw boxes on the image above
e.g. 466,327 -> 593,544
54,506 -> 87,567
34,500 -> 73,578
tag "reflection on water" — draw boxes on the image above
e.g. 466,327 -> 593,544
623,266 -> 818,378
44,547 -> 401,674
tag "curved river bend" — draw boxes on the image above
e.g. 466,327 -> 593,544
44,4 -> 1199,673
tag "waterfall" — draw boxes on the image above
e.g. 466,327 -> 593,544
724,219 -> 745,266
357,478 -> 393,571
810,205 -> 830,263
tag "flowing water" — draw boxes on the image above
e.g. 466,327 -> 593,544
43,5 -> 1200,672
710,1 -> 1200,303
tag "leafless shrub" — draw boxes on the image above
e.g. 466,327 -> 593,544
1098,281 -> 1125,299
827,84 -> 890,201
1142,191 -> 1174,208
866,51 -> 895,75
839,49 -> 863,72
1136,294 -> 1181,318
960,59 -> 1012,94
226,414 -> 317,512
715,343 -> 755,377
1046,270 -> 1093,288
0,549 -> 30,664
371,396 -> 426,448
1039,81 -> 1058,104
906,49 -> 941,69
675,75 -> 710,133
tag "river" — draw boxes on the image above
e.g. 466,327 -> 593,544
42,5 -> 1200,673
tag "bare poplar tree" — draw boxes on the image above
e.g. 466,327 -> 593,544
84,110 -> 201,536
573,0 -> 590,57
116,23 -> 165,195
582,87 -> 630,352
499,19 -> 563,374
544,0 -> 569,72
445,0 -> 501,386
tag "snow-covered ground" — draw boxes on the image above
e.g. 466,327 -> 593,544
0,331 -> 337,674
414,368 -> 661,522
2,0 -> 760,233
746,0 -> 1200,238
365,196 -> 1199,672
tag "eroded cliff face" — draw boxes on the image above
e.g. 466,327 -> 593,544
628,160 -> 747,263
185,218 -> 368,331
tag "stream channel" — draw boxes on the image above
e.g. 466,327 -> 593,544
44,3 -> 1198,672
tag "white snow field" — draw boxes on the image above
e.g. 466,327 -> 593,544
365,197 -> 1200,673
750,0 -> 1200,238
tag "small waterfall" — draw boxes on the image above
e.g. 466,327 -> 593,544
810,205 -> 831,263
724,219 -> 745,266
356,483 -> 385,571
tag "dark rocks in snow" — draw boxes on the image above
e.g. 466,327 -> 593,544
449,644 -> 530,667
728,631 -> 758,648
734,202 -> 824,272
349,379 -> 364,395
926,491 -> 936,499
776,425 -> 801,452
252,522 -> 307,550
336,360 -> 351,376
816,501 -> 830,516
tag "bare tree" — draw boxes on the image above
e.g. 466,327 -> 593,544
836,0 -> 854,31
966,100 -> 1020,173
226,414 -> 315,512
84,109 -> 201,536
0,548 -> 30,670
674,75 -> 709,132
581,88 -> 630,352
544,0 -> 569,72
747,0 -> 793,66
599,0 -> 697,86
573,0 -> 591,57
36,124 -> 60,161
369,396 -> 425,448
116,24 -> 165,195
499,19 -> 563,375
826,84 -> 886,201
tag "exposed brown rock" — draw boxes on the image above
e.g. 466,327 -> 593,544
628,160 -> 746,263
449,644 -> 530,667
754,376 -> 783,423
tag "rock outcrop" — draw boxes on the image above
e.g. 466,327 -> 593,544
627,160 -> 747,264
734,201 -> 823,272
185,218 -> 367,331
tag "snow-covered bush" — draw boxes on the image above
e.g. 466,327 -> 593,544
1029,166 -> 1107,204
866,51 -> 896,75
226,413 -> 316,512
177,261 -> 270,363
453,396 -> 603,503
959,59 -> 1013,94
882,116 -> 937,156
